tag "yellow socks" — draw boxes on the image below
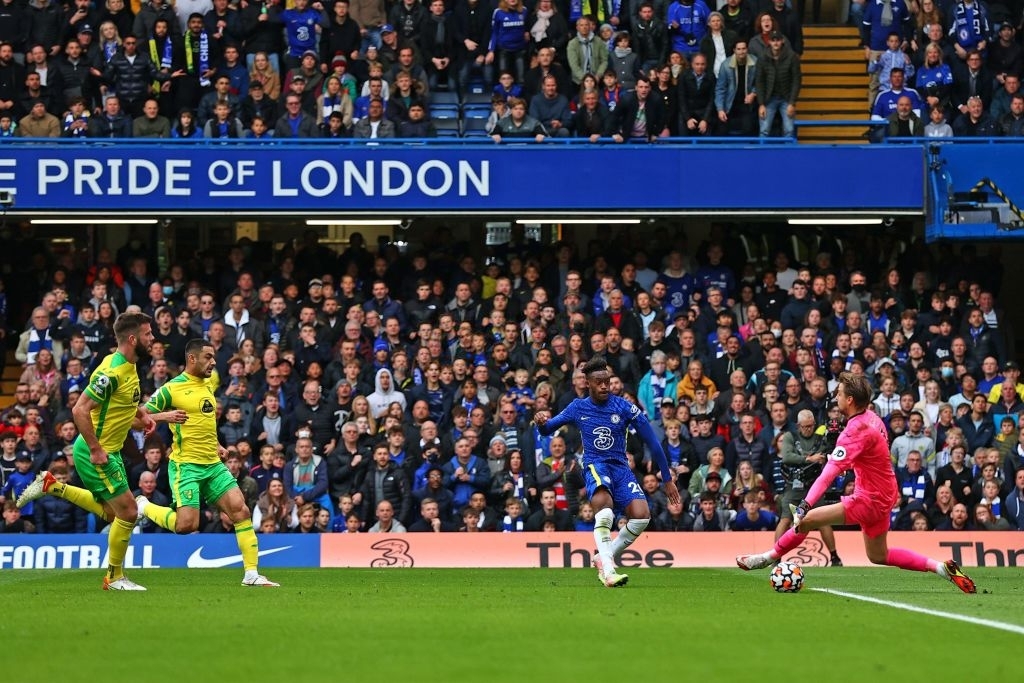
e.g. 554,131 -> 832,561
51,482 -> 110,521
234,521 -> 259,572
143,501 -> 178,531
106,517 -> 136,581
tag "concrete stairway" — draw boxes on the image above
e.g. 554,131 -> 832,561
798,25 -> 870,143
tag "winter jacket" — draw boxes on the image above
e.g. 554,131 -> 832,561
715,52 -> 757,113
567,34 -> 609,85
638,369 -> 681,420
34,495 -> 88,533
283,453 -> 329,502
103,50 -> 166,104
359,462 -> 410,522
755,41 -> 800,105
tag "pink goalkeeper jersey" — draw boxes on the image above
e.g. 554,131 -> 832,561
832,410 -> 899,507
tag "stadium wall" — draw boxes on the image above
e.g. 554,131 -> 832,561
3,533 -> 1020,569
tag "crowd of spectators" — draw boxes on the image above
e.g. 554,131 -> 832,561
0,225 -> 1023,537
863,0 -> 1024,138
0,0 -> 811,140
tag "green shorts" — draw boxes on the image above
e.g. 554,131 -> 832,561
169,460 -> 238,509
73,438 -> 129,502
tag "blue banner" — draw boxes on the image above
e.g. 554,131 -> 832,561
0,534 -> 320,570
0,142 -> 924,213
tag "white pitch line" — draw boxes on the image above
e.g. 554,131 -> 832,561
811,588 -> 1024,637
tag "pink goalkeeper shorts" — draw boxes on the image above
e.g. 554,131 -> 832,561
841,493 -> 892,538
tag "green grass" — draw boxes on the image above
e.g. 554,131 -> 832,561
2,567 -> 1021,682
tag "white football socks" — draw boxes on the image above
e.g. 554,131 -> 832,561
593,508 -> 616,576
610,518 -> 649,559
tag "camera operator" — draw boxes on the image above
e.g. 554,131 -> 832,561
776,408 -> 844,567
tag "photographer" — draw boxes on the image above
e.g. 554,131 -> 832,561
776,409 -> 844,566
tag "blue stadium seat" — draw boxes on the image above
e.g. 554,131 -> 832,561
462,104 -> 490,117
431,105 -> 460,121
433,118 -> 462,136
430,90 -> 461,108
463,92 -> 492,108
463,117 -> 490,135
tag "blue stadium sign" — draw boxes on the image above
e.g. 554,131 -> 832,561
0,534 -> 321,569
0,143 -> 925,214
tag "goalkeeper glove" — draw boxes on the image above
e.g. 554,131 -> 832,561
790,499 -> 810,529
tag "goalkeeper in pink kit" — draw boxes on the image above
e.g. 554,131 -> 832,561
737,373 -> 976,594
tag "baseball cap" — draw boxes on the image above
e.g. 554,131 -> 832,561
661,397 -> 676,406
705,471 -> 722,482
292,74 -> 307,83
78,23 -> 93,34
770,31 -> 784,41
15,452 -> 31,461
1004,361 -> 1020,372
875,357 -> 895,369
249,80 -> 263,89
673,309 -> 689,321
381,23 -> 395,33
889,409 -> 906,419
308,278 -> 323,288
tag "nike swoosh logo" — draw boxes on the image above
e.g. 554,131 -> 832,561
187,545 -> 291,569
580,417 -> 589,420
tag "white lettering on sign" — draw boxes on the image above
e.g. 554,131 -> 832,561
37,158 -> 193,197
31,156 -> 489,201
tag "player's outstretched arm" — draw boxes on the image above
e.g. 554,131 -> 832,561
802,459 -> 844,508
534,407 -> 572,436
140,408 -> 189,425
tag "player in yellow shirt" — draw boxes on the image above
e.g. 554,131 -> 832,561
138,338 -> 279,587
18,313 -> 160,590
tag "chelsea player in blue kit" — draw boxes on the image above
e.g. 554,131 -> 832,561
534,357 -> 681,587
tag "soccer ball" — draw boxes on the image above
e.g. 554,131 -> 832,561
769,562 -> 805,593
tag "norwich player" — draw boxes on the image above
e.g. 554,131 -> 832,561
138,339 -> 279,587
18,313 -> 159,591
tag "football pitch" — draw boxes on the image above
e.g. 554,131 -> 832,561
3,567 -> 1021,682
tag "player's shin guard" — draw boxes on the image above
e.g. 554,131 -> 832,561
234,521 -> 259,572
610,518 -> 649,560
106,517 -> 136,581
593,508 -> 616,576
886,547 -> 932,572
771,527 -> 809,560
52,482 -> 111,521
143,501 -> 178,531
